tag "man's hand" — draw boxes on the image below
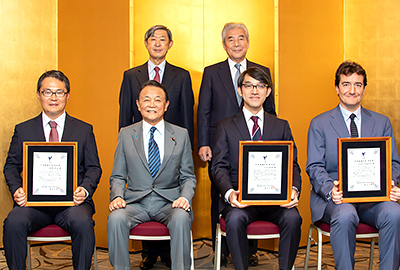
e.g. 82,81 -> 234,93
172,197 -> 191,211
332,180 -> 343,204
228,190 -> 249,209
198,146 -> 212,162
73,187 -> 87,206
13,187 -> 26,207
390,180 -> 400,202
281,189 -> 299,209
109,197 -> 126,212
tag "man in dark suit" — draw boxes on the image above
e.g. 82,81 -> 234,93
118,25 -> 194,268
306,60 -> 400,269
211,67 -> 302,270
3,70 -> 102,270
107,80 -> 196,270
197,22 -> 276,265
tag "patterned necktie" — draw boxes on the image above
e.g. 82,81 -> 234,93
153,66 -> 161,83
148,126 -> 161,178
350,113 -> 359,137
234,63 -> 242,105
49,121 -> 59,142
250,116 -> 261,141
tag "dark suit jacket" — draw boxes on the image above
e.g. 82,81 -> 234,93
197,59 -> 276,149
118,61 -> 194,147
306,105 -> 400,222
211,110 -> 301,210
3,113 -> 102,210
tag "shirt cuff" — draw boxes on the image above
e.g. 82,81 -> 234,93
182,197 -> 189,204
224,189 -> 234,203
81,187 -> 89,198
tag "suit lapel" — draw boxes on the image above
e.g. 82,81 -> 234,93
161,62 -> 176,90
33,114 -> 46,141
157,122 -> 175,177
218,60 -> 240,110
360,107 -> 374,136
233,111 -> 252,140
329,106 -> 350,137
262,112 -> 276,139
132,122 -> 151,174
61,114 -> 76,141
136,63 -> 150,85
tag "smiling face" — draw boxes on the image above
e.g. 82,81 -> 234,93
238,74 -> 271,115
136,85 -> 169,125
37,77 -> 69,120
144,29 -> 173,65
336,73 -> 365,112
223,27 -> 249,63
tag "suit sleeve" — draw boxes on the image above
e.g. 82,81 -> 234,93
197,68 -> 212,148
79,125 -> 102,198
382,117 -> 400,184
211,122 -> 234,196
109,131 -> 129,201
119,71 -> 133,130
178,130 -> 197,201
306,118 -> 334,199
3,125 -> 24,196
179,70 -> 195,149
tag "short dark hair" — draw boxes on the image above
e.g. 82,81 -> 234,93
238,67 -> 272,89
144,25 -> 172,42
137,80 -> 169,101
335,60 -> 367,87
37,70 -> 70,93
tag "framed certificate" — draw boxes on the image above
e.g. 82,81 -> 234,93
337,137 -> 391,203
238,141 -> 293,205
23,142 -> 78,206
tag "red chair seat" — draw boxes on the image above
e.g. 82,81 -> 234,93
29,224 -> 69,237
220,218 -> 280,235
314,220 -> 378,234
129,221 -> 170,236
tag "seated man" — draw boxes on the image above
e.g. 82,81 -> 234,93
3,70 -> 102,270
211,67 -> 302,270
107,80 -> 196,270
306,60 -> 400,269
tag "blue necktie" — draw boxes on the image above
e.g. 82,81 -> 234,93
251,116 -> 261,141
148,127 -> 161,178
234,63 -> 242,105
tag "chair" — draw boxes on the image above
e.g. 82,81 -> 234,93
129,221 -> 194,270
304,221 -> 379,270
214,217 -> 294,270
27,224 -> 98,270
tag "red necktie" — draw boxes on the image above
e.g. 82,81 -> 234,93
251,116 -> 261,141
153,66 -> 160,83
49,121 -> 59,142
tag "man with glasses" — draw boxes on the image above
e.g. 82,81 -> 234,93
197,22 -> 276,265
211,67 -> 302,270
3,70 -> 102,270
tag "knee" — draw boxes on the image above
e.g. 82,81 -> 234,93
107,209 -> 130,232
280,209 -> 302,229
225,210 -> 248,231
169,208 -> 191,228
331,205 -> 359,228
3,209 -> 28,234
379,202 -> 400,224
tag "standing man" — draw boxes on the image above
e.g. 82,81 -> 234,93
118,26 -> 194,267
212,67 -> 302,270
306,60 -> 400,269
107,80 -> 196,270
197,22 -> 276,265
3,70 -> 102,270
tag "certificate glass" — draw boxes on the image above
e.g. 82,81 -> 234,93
337,137 -> 391,203
23,142 -> 78,206
238,141 -> 293,205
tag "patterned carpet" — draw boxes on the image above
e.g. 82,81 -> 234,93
0,239 -> 381,269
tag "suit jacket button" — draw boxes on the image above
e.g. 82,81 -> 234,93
152,185 -> 155,188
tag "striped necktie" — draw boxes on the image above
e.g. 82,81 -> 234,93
350,113 -> 359,137
251,116 -> 261,141
234,63 -> 242,105
153,66 -> 160,83
148,126 -> 161,178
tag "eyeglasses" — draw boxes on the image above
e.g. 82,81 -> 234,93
241,83 -> 268,91
40,89 -> 68,98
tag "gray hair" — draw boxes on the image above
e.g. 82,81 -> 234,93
221,22 -> 249,44
144,25 -> 173,42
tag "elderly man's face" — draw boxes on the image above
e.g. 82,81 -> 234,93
145,29 -> 173,64
136,85 -> 169,125
336,73 -> 365,112
223,27 -> 249,63
37,77 -> 69,120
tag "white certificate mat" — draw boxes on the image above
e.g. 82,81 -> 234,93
347,147 -> 380,191
32,152 -> 68,195
248,151 -> 282,194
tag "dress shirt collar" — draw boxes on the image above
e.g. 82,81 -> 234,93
41,111 -> 66,142
142,119 -> 165,137
148,60 -> 166,81
242,106 -> 264,136
227,58 -> 247,73
339,104 -> 362,136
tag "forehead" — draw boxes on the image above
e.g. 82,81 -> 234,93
40,77 -> 66,89
139,85 -> 166,99
150,29 -> 169,38
225,27 -> 247,39
340,73 -> 364,84
243,74 -> 261,84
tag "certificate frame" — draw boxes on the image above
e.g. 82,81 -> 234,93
337,137 -> 391,203
23,142 -> 78,206
238,141 -> 293,205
